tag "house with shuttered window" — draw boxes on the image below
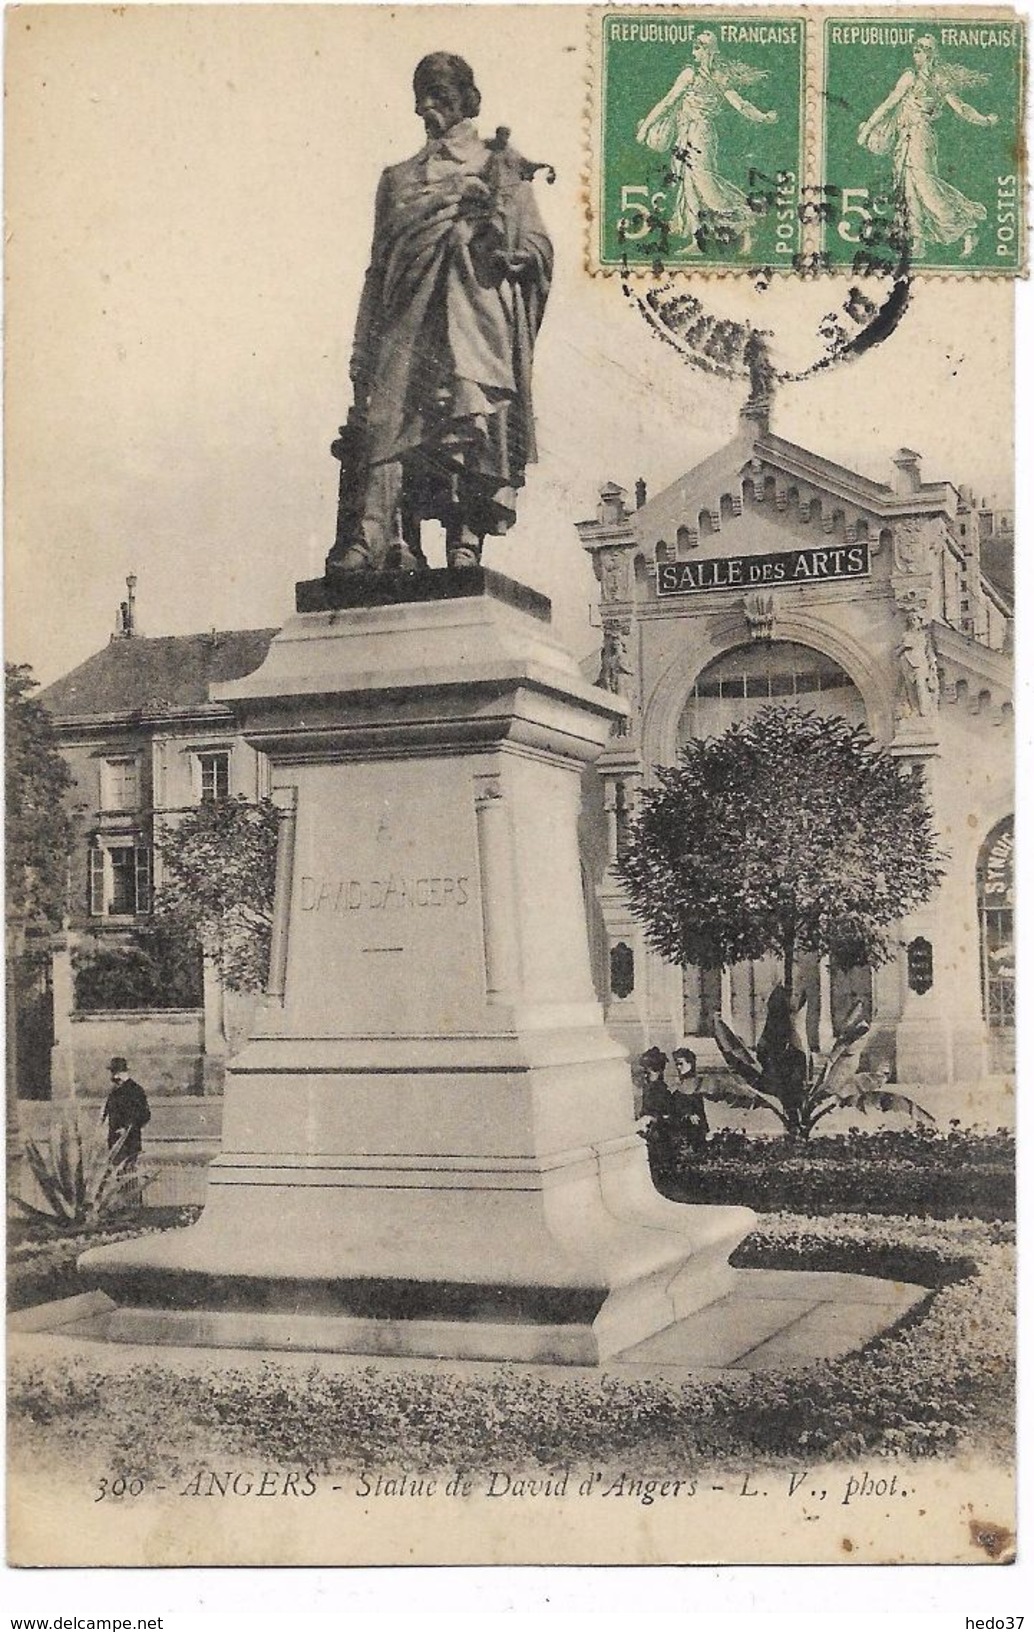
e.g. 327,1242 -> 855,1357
34,588 -> 277,1101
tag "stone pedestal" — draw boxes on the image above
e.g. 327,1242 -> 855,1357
81,572 -> 753,1363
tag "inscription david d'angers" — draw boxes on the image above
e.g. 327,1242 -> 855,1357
300,873 -> 470,912
657,541 -> 870,596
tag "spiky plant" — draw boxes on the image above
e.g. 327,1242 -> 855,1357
11,1114 -> 152,1230
708,987 -> 934,1142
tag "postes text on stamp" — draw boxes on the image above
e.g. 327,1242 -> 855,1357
596,11 -> 805,270
821,15 -> 1026,273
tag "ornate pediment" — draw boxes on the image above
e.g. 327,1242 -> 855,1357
632,427 -> 895,566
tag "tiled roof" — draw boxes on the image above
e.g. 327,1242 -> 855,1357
982,537 -> 1014,605
38,629 -> 279,720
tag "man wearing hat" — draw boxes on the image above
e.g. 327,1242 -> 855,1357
102,1057 -> 151,1168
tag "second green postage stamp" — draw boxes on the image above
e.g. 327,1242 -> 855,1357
822,16 -> 1026,273
596,11 -> 805,270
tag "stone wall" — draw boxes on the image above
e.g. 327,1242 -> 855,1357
53,1009 -> 206,1098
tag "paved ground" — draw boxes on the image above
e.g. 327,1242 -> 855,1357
9,1266 -> 928,1380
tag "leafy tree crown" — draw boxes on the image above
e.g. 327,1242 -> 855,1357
618,706 -> 945,976
5,663 -> 76,928
153,796 -> 279,993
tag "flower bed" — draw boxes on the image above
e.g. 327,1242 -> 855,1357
7,1208 -> 201,1312
7,1214 -> 1013,1478
645,1127 -> 1015,1221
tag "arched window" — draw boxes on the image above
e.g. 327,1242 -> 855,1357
978,818 -> 1014,1065
678,641 -> 867,743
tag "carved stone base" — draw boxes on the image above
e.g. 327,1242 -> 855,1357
81,575 -> 753,1363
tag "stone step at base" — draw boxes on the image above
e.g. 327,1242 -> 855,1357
11,1268 -> 928,1376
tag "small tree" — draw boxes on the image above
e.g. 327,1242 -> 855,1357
619,706 -> 945,1139
153,796 -> 279,993
6,664 -> 78,1154
5,663 -> 76,929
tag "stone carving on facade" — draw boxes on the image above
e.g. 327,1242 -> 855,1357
743,591 -> 776,643
596,621 -> 634,735
893,517 -> 936,575
597,482 -> 630,525
894,581 -> 935,624
599,548 -> 629,603
896,610 -> 940,721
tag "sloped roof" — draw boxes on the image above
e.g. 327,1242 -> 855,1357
635,426 -> 949,537
982,536 -> 1014,605
39,629 -> 279,720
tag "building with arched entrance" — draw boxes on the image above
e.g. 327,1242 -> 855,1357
577,404 -> 1013,1121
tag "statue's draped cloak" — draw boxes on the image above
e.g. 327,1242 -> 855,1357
352,121 -> 553,536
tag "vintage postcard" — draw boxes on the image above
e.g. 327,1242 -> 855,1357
4,3 -> 1022,1575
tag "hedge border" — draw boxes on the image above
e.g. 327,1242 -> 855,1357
8,1214 -> 1014,1477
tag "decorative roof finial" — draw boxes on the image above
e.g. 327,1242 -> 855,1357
741,330 -> 774,432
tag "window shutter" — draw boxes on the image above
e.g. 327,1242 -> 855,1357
134,846 -> 152,914
89,847 -> 105,916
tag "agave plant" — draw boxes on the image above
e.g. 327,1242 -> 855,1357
11,1113 -> 152,1230
709,984 -> 934,1143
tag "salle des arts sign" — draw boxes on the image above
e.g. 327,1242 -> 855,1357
657,541 -> 871,597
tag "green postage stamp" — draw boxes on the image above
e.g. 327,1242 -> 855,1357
593,9 -> 1026,274
821,16 -> 1026,273
595,12 -> 806,269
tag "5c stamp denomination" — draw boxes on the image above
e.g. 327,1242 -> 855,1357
821,15 -> 1026,273
595,10 -> 806,269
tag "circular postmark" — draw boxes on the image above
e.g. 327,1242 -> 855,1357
618,169 -> 914,394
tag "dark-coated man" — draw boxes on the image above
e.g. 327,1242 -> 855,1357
102,1056 -> 151,1167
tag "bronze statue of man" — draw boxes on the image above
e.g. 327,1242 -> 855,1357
330,53 -> 553,575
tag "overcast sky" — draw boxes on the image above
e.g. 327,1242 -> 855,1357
5,4 -> 1016,686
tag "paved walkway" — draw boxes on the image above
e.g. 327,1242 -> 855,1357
9,1267 -> 928,1379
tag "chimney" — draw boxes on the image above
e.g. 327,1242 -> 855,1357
635,477 -> 648,510
597,482 -> 629,525
114,574 -> 138,639
892,449 -> 922,496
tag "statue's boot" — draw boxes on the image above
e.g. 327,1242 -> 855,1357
327,544 -> 372,577
393,540 -> 427,573
447,545 -> 482,569
446,524 -> 483,572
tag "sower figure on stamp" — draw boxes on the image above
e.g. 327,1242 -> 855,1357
857,36 -> 998,262
330,53 -> 554,576
636,31 -> 777,257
